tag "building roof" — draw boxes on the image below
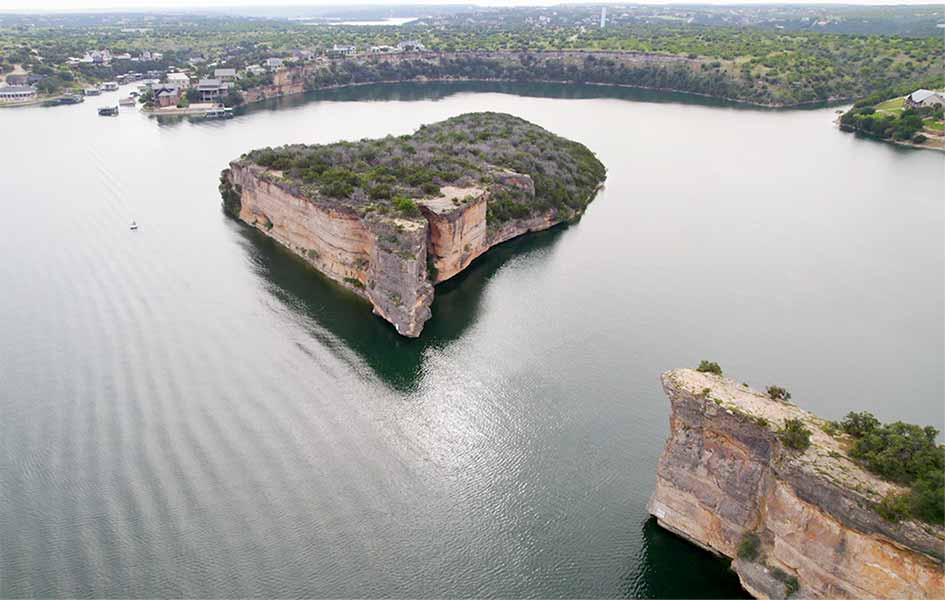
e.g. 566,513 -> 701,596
197,78 -> 222,88
0,86 -> 36,95
214,68 -> 237,77
909,89 -> 942,103
167,72 -> 189,81
154,85 -> 180,96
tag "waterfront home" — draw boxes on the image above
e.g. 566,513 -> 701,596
264,58 -> 285,71
328,45 -> 357,59
196,78 -> 230,102
214,68 -> 237,82
166,72 -> 191,88
153,85 -> 181,107
397,40 -> 426,52
245,64 -> 266,76
370,45 -> 397,54
5,73 -> 28,86
0,85 -> 37,104
102,81 -> 119,91
905,89 -> 945,109
293,49 -> 316,62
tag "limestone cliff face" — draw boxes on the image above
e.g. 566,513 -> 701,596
222,164 -> 587,336
225,163 -> 433,336
648,369 -> 944,599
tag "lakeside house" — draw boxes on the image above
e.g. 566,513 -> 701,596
905,89 -> 945,109
245,64 -> 266,76
328,45 -> 356,58
0,85 -> 37,104
5,73 -> 28,86
264,58 -> 284,71
153,84 -> 181,107
370,45 -> 397,54
397,40 -> 426,52
102,81 -> 119,91
214,68 -> 237,82
196,78 -> 230,102
166,72 -> 191,88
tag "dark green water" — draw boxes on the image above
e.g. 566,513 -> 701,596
0,81 -> 941,598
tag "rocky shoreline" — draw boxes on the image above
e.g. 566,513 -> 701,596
648,369 -> 944,599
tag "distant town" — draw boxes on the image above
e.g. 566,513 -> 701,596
0,5 -> 942,136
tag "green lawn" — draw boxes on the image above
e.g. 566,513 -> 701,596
923,118 -> 944,131
874,96 -> 905,112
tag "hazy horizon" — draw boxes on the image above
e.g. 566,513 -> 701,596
2,0 -> 944,13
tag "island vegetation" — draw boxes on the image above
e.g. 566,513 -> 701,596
831,411 -> 944,526
239,111 -> 605,229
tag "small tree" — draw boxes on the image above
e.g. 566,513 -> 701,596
840,411 -> 880,438
766,386 -> 791,402
779,419 -> 812,450
696,360 -> 722,376
737,532 -> 761,561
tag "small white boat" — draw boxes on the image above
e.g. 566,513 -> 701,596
129,220 -> 138,231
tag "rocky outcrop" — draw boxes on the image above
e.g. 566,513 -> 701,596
224,163 -> 433,336
222,164 -> 594,336
648,369 -> 945,599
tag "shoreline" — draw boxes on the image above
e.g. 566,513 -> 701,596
242,74 -> 850,111
834,116 -> 945,153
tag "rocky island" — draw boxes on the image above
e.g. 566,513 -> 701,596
220,112 -> 605,336
649,367 -> 944,599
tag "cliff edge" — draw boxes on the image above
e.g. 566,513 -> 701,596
648,369 -> 944,599
220,112 -> 605,336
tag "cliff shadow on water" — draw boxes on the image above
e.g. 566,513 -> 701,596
618,518 -> 750,599
234,214 -> 570,391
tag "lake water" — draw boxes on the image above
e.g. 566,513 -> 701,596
0,81 -> 941,598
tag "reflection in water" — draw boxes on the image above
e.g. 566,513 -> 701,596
619,518 -> 750,599
240,79 -> 756,115
239,214 -> 569,390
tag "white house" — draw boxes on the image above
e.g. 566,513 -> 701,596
166,72 -> 191,88
264,58 -> 284,71
0,86 -> 37,104
328,45 -> 357,58
905,89 -> 945,109
397,40 -> 425,52
213,68 -> 237,82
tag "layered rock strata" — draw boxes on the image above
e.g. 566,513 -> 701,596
648,369 -> 944,599
222,163 -> 595,336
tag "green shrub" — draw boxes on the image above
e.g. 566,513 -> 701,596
696,360 -> 722,376
392,196 -> 421,217
840,412 -> 880,438
876,491 -> 910,523
737,532 -> 761,561
779,419 -> 812,451
913,133 -> 927,144
343,277 -> 365,289
841,411 -> 944,526
770,567 -> 799,597
766,386 -> 791,402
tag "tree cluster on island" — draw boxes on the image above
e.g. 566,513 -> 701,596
236,112 -> 606,229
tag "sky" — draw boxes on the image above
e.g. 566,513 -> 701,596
0,0 -> 942,12
1,0 -> 944,11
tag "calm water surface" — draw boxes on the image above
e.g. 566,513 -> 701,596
1,82 -> 942,598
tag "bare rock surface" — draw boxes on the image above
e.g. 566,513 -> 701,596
649,368 -> 944,599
